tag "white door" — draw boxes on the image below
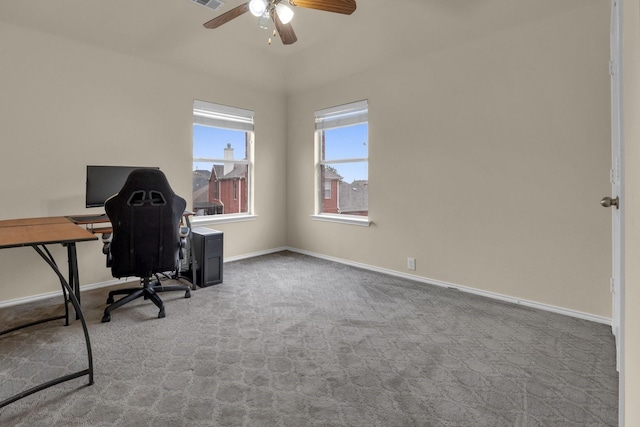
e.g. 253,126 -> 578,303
608,2 -> 625,425
607,0 -> 624,373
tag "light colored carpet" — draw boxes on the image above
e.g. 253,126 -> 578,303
0,251 -> 618,426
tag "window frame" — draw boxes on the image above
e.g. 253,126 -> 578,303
192,100 -> 256,225
312,100 -> 371,227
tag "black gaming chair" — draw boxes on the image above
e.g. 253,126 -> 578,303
101,168 -> 191,323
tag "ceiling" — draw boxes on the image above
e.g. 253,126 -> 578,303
0,0 -> 597,94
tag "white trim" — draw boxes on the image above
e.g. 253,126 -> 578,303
320,157 -> 368,165
2,246 -> 611,328
310,214 -> 371,227
193,100 -> 254,119
191,214 -> 258,226
193,100 -> 254,132
0,247 -> 290,310
0,278 -> 128,309
223,246 -> 289,263
286,247 -> 612,326
315,100 -> 368,130
315,100 -> 368,117
610,0 -> 625,424
193,158 -> 250,165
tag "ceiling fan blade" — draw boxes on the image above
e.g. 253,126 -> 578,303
273,11 -> 298,45
289,0 -> 356,15
203,2 -> 250,29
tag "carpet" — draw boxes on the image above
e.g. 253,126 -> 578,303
0,251 -> 618,426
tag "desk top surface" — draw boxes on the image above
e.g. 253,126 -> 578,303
0,217 -> 98,249
0,216 -> 71,227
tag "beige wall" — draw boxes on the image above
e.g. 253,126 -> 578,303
286,3 -> 612,318
2,2 -> 633,423
0,22 -> 287,302
1,2 -> 635,424
624,0 -> 640,424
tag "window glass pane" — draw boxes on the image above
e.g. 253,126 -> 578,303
323,123 -> 368,161
193,123 -> 250,216
320,163 -> 368,216
193,125 -> 247,163
316,100 -> 368,219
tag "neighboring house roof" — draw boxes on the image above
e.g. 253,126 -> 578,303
339,180 -> 368,213
211,164 -> 248,180
324,169 -> 342,180
192,184 -> 212,206
193,170 -> 211,192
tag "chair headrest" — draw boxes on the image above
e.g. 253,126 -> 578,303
127,190 -> 167,206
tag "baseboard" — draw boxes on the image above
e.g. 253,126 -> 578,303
0,247 -> 288,309
1,246 -> 612,326
284,247 -> 612,326
224,246 -> 289,263
0,278 -> 129,309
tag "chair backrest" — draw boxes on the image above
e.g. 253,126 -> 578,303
105,169 -> 186,278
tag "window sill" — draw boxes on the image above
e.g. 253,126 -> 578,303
310,214 -> 371,227
190,214 -> 257,227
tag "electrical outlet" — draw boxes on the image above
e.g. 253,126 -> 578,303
407,257 -> 416,271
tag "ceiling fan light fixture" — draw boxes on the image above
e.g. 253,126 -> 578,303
202,0 -> 356,45
275,3 -> 294,24
258,12 -> 271,29
249,0 -> 267,17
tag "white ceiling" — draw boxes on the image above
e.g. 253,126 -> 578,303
0,0 -> 596,94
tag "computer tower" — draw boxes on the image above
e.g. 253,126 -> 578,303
190,227 -> 223,287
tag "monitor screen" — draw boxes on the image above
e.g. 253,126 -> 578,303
85,165 -> 159,208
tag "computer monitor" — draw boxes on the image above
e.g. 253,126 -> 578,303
85,165 -> 159,208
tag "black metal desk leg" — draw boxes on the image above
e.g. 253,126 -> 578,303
33,244 -> 93,384
0,244 -> 94,409
66,243 -> 81,320
41,245 -> 70,326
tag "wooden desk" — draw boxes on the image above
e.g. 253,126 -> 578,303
0,220 -> 98,247
67,211 -> 194,236
0,216 -> 97,408
0,216 -> 71,227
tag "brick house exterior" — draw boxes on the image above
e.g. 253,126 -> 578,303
192,163 -> 248,215
193,142 -> 249,216
321,168 -> 368,216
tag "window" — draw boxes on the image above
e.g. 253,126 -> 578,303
314,100 -> 369,223
193,100 -> 254,218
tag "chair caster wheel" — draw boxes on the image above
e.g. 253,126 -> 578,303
158,310 -> 166,319
185,291 -> 191,299
102,314 -> 111,323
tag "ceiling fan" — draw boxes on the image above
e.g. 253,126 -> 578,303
203,0 -> 357,45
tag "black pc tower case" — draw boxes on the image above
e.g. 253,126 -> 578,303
190,227 -> 223,287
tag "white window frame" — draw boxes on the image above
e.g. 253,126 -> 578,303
312,100 -> 370,227
192,100 -> 256,225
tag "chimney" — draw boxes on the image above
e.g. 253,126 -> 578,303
224,143 -> 234,175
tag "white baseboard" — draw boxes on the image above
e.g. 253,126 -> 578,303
0,278 -> 129,309
224,246 -> 289,263
0,247 -> 290,309
0,246 -> 612,326
284,247 -> 612,326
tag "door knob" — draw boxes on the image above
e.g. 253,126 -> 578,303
601,196 -> 619,209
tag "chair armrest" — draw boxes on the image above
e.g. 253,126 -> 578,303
179,226 -> 189,260
102,233 -> 113,267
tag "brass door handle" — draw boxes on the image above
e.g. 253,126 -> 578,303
601,196 -> 619,209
